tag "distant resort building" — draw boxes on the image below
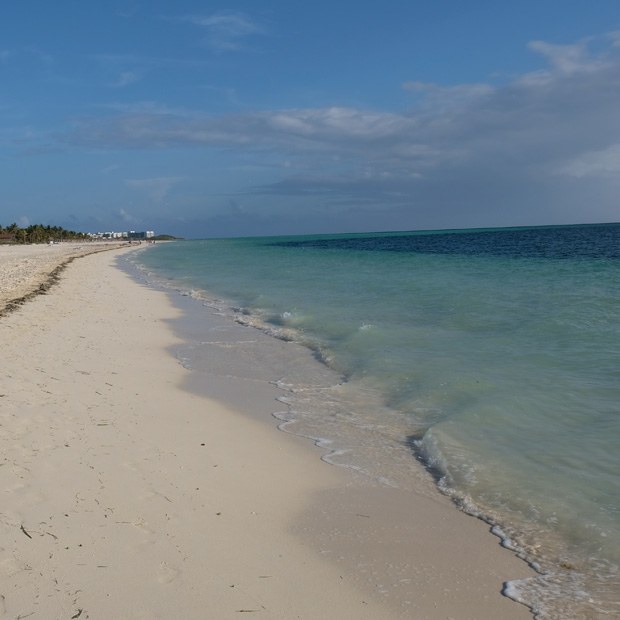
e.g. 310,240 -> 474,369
88,230 -> 155,240
0,224 -> 159,245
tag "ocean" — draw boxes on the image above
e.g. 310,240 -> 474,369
127,223 -> 619,619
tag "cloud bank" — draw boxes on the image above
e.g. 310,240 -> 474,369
58,32 -> 620,234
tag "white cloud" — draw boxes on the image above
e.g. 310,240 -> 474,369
119,208 -> 137,223
267,107 -> 414,141
402,81 -> 495,108
521,38 -> 611,85
111,71 -> 141,88
559,144 -> 620,178
65,106 -> 418,154
528,41 -> 591,73
183,11 -> 264,51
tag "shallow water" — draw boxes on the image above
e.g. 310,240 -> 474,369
130,223 -> 620,619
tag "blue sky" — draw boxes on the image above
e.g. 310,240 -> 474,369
1,1 -> 619,238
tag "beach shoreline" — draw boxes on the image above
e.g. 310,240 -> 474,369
0,245 -> 535,618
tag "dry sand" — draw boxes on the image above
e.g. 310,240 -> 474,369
0,242 -> 126,314
0,245 -> 535,619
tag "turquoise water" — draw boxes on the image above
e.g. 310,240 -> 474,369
131,224 -> 619,619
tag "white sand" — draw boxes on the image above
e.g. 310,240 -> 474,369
0,242 -> 126,313
0,246 -> 535,619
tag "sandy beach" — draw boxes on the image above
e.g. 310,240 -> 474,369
0,245 -> 535,619
0,242 -> 126,315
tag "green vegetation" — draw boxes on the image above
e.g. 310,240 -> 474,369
0,223 -> 88,244
151,234 -> 181,241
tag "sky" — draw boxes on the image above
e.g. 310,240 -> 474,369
1,1 -> 619,238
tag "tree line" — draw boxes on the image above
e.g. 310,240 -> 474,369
0,223 -> 88,244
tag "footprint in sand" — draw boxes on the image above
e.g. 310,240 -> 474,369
157,561 -> 181,584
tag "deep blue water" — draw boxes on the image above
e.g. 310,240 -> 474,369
272,223 -> 620,259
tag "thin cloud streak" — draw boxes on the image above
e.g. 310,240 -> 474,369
111,71 -> 141,88
181,10 -> 265,52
